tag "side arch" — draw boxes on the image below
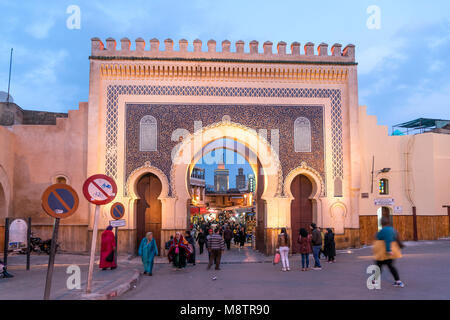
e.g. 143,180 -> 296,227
126,161 -> 170,200
284,162 -> 325,200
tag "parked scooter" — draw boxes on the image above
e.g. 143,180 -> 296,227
18,233 -> 59,255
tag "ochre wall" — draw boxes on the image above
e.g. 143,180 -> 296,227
334,229 -> 360,249
359,216 -> 378,245
417,216 -> 449,240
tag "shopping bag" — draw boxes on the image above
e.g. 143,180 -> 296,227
273,253 -> 281,265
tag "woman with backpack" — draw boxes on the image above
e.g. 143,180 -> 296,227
298,228 -> 312,271
276,228 -> 290,272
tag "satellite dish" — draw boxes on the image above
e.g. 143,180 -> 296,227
0,91 -> 14,103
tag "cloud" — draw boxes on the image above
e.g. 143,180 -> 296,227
25,19 -> 56,39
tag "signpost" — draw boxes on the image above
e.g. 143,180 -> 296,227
41,183 -> 79,300
374,198 -> 395,206
110,202 -> 125,267
83,174 -> 117,294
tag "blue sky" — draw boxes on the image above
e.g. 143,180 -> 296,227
195,149 -> 253,187
1,0 -> 450,129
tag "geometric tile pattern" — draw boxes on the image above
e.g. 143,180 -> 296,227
106,85 -> 343,181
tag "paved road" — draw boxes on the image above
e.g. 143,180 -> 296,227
119,239 -> 450,300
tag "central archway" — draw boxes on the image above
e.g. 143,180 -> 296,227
171,120 -> 282,254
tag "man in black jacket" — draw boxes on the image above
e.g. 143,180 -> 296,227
310,223 -> 322,270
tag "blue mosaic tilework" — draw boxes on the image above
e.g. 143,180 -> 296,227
105,85 -> 343,181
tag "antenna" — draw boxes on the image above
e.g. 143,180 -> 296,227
7,48 -> 13,104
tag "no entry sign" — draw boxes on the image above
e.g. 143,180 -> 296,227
110,202 -> 125,220
83,174 -> 117,205
41,184 -> 79,219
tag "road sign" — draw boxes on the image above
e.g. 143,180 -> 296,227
41,184 -> 79,219
83,174 -> 117,205
110,219 -> 126,228
110,202 -> 125,220
374,198 -> 395,206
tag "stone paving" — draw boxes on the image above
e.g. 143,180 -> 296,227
1,254 -> 139,300
119,239 -> 450,300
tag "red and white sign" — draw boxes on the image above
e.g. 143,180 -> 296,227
83,174 -> 117,205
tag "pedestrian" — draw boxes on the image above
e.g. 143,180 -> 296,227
138,232 -> 158,276
185,230 -> 196,266
207,228 -> 225,270
298,228 -> 312,271
238,227 -> 246,251
206,228 -> 216,264
276,227 -> 290,271
324,228 -> 336,263
310,223 -> 322,270
318,227 -> 326,260
233,228 -> 239,246
373,216 -> 405,288
223,226 -> 233,250
99,226 -> 117,271
168,231 -> 192,270
196,230 -> 206,254
165,236 -> 174,250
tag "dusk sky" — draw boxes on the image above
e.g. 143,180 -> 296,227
1,0 -> 449,130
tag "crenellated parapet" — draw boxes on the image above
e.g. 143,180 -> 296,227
90,38 -> 356,64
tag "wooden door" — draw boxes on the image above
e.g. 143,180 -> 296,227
382,207 -> 392,225
290,175 -> 313,254
136,174 -> 162,254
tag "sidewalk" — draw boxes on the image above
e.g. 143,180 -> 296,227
1,253 -> 140,300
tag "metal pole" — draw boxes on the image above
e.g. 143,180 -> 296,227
114,227 -> 118,267
6,48 -> 13,104
27,217 -> 31,271
370,156 -> 375,194
86,205 -> 101,294
43,218 -> 60,300
3,218 -> 9,268
412,206 -> 418,242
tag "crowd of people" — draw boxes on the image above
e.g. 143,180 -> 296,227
95,216 -> 404,288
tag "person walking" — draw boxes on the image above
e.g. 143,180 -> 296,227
196,230 -> 206,255
207,229 -> 225,270
324,228 -> 336,263
276,228 -> 290,271
99,226 -> 117,271
298,228 -> 312,271
223,226 -> 233,250
185,230 -> 196,266
238,227 -> 246,251
373,216 -> 405,288
168,232 -> 192,270
138,232 -> 158,276
310,223 -> 322,270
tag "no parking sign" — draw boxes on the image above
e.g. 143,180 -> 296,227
82,174 -> 117,294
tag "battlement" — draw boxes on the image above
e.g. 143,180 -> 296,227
90,38 -> 356,64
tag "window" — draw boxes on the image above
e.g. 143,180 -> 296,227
294,117 -> 311,152
140,115 -> 157,151
379,178 -> 389,195
54,175 -> 68,184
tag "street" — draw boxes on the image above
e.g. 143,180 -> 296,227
119,239 -> 450,300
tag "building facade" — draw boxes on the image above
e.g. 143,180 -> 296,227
0,37 -> 449,255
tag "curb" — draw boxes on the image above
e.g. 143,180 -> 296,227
80,269 -> 141,300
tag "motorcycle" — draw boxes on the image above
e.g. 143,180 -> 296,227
18,233 -> 59,255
